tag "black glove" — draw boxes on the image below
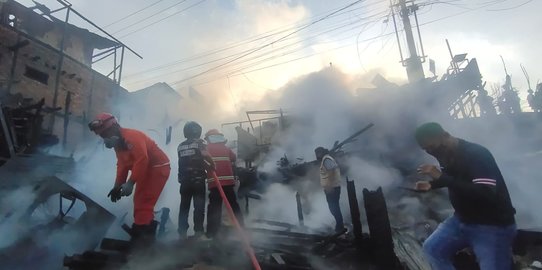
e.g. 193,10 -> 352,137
107,186 -> 122,203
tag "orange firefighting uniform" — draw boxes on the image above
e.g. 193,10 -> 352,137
115,128 -> 170,225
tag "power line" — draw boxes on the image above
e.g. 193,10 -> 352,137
119,0 -> 208,38
103,0 -> 164,28
126,0 -> 506,83
167,0 -> 515,88
112,0 -> 189,34
127,8 -> 389,86
170,31 -> 397,88
127,16 -> 384,87
123,1 -> 382,79
487,0 -> 534,11
170,0 -> 367,86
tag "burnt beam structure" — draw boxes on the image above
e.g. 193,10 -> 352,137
296,192 -> 304,227
363,187 -> 403,270
346,177 -> 363,241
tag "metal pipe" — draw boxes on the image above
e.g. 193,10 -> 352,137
50,7 -> 70,132
413,6 -> 426,63
391,0 -> 405,64
55,0 -> 142,59
91,45 -> 119,59
445,39 -> 458,73
91,50 -> 115,64
221,116 -> 282,127
113,47 -> 117,81
118,46 -> 125,85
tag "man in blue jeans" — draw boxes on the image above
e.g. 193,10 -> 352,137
315,147 -> 345,233
414,122 -> 516,270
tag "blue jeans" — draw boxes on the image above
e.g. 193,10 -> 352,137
423,215 -> 516,270
324,187 -> 344,232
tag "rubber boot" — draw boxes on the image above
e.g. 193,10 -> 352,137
129,223 -> 146,250
130,221 -> 158,249
143,220 -> 158,244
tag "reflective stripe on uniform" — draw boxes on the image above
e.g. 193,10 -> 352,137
153,162 -> 170,168
212,156 -> 231,162
207,175 -> 235,181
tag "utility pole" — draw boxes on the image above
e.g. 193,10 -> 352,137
391,0 -> 425,83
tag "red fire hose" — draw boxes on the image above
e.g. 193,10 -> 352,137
211,172 -> 262,270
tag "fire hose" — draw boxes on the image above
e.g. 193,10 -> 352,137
211,171 -> 262,270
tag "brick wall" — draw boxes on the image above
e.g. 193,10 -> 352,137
0,25 -> 128,152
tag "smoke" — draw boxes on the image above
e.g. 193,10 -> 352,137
3,50 -> 541,269
0,186 -> 37,248
241,67 -> 412,231
239,61 -> 542,237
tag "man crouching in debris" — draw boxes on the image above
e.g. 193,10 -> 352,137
177,121 -> 215,239
414,122 -> 516,270
315,147 -> 346,233
89,113 -> 171,245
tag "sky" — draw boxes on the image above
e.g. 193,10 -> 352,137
17,0 -> 542,115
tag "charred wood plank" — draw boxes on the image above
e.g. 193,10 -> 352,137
296,192 -> 304,227
346,177 -> 363,240
363,187 -> 403,270
100,238 -> 130,252
0,104 -> 15,158
392,229 -> 431,270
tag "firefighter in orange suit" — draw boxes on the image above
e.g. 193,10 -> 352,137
204,129 -> 244,238
88,113 -> 170,244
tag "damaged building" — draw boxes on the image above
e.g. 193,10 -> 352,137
0,1 -> 131,269
0,0 -> 131,159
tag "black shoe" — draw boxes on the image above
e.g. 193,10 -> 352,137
178,230 -> 187,240
335,226 -> 348,235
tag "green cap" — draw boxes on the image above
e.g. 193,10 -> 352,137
415,122 -> 445,143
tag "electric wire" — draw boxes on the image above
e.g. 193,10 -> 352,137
103,0 -> 164,28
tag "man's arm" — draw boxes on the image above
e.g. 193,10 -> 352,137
115,150 -> 130,186
430,149 -> 500,204
177,144 -> 182,181
200,142 -> 215,171
128,137 -> 150,184
202,150 -> 215,171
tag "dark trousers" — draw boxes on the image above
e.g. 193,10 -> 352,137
206,185 -> 244,237
325,186 -> 344,232
178,180 -> 206,235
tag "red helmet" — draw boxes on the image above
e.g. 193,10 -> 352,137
88,113 -> 118,135
205,129 -> 222,138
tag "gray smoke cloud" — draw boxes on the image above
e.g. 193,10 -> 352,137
3,61 -> 540,269
243,67 -> 410,231
244,64 -> 542,235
